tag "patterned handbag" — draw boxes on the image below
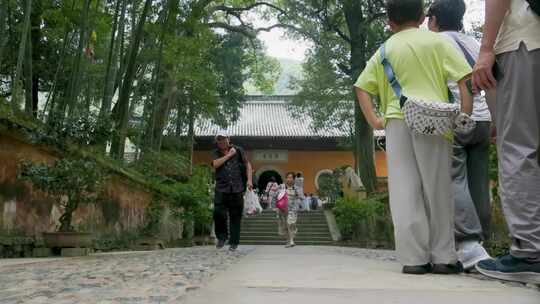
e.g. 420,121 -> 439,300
380,43 -> 475,136
401,98 -> 460,135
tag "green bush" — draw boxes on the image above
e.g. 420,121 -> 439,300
94,231 -> 140,252
186,166 -> 213,237
128,150 -> 189,183
486,143 -> 513,255
25,113 -> 112,149
141,197 -> 166,237
18,158 -> 105,232
333,193 -> 394,248
166,166 -> 213,238
317,170 -> 341,203
114,144 -> 211,238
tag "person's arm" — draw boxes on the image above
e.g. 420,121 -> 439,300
457,78 -> 473,115
355,87 -> 384,130
246,161 -> 253,190
472,0 -> 510,90
212,148 -> 236,169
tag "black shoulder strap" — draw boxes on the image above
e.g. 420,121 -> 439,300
234,145 -> 247,164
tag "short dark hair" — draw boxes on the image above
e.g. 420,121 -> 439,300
428,0 -> 466,31
386,0 -> 425,25
286,172 -> 296,179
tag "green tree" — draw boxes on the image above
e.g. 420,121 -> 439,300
0,0 -> 8,64
18,158 -> 104,232
99,0 -> 125,120
2,0 -> 279,164
276,0 -> 388,194
141,0 -> 280,158
11,0 -> 32,112
109,0 -> 153,159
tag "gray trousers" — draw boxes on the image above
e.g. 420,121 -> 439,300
497,43 -> 540,261
386,119 -> 458,266
453,121 -> 492,242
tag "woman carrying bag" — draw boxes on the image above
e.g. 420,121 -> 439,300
276,172 -> 301,248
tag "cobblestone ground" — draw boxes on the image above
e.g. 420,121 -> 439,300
0,246 -> 253,304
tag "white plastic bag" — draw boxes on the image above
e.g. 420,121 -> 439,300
243,190 -> 262,216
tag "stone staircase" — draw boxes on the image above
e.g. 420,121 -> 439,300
240,210 -> 335,245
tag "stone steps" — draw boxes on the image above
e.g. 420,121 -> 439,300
242,226 -> 330,232
240,210 -> 334,245
240,239 -> 335,246
241,232 -> 331,238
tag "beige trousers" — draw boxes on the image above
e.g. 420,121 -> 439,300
386,119 -> 458,266
277,209 -> 297,243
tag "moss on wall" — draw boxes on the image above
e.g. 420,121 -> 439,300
0,182 -> 27,200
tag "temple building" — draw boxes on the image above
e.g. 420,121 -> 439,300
192,96 -> 387,195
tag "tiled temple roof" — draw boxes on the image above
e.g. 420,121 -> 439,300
195,97 -> 385,139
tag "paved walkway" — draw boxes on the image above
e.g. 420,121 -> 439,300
0,246 -> 538,303
184,246 -> 540,304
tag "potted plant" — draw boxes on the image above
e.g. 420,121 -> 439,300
18,157 -> 104,249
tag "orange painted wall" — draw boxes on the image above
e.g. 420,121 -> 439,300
193,149 -> 387,194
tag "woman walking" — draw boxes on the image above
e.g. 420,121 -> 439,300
264,176 -> 279,209
277,172 -> 301,248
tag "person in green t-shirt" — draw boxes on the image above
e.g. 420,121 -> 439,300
354,0 -> 473,275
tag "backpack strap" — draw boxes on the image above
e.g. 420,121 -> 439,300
233,145 -> 245,163
233,145 -> 248,191
445,32 -> 476,67
380,44 -> 408,108
445,32 -> 477,103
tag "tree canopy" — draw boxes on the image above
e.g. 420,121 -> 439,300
1,0 -> 391,193
0,0 -> 281,161
275,0 -> 389,193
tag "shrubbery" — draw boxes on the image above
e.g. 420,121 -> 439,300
333,193 -> 394,248
317,170 -> 341,203
18,157 -> 105,232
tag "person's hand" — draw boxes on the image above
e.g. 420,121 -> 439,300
473,48 -> 497,91
247,181 -> 253,191
227,147 -> 237,158
372,117 -> 385,130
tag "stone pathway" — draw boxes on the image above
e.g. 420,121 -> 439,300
0,247 -> 251,304
1,245 -> 539,304
184,246 -> 540,304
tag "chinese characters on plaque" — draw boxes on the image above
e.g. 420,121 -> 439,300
253,150 -> 288,162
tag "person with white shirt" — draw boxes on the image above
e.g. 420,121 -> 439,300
473,0 -> 540,284
427,0 -> 493,271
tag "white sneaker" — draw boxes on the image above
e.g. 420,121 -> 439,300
457,241 -> 491,270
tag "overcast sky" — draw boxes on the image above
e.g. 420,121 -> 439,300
258,0 -> 485,61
